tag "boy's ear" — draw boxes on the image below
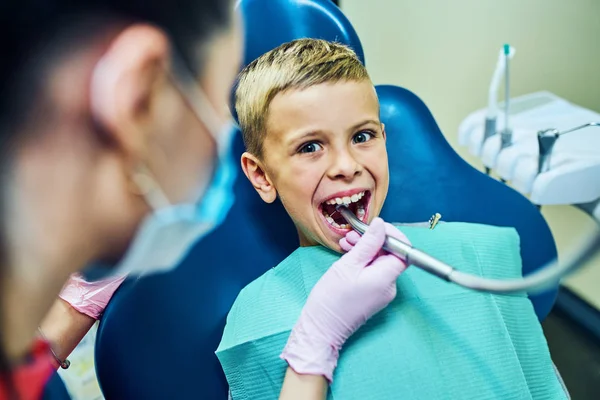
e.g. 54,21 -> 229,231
381,122 -> 387,140
241,152 -> 277,203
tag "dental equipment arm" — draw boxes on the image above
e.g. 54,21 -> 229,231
338,206 -> 600,295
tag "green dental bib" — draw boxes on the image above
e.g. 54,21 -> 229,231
216,222 -> 566,400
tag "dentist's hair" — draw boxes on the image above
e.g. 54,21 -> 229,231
0,0 -> 233,393
235,38 -> 371,159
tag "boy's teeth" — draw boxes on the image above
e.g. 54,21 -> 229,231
332,222 -> 341,228
357,208 -> 365,219
326,216 -> 334,224
324,191 -> 366,207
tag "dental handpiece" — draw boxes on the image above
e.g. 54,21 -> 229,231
337,206 -> 600,295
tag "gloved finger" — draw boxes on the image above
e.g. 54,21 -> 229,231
340,229 -> 386,257
339,237 -> 353,252
384,223 -> 411,246
344,231 -> 362,246
368,254 -> 408,282
344,217 -> 386,267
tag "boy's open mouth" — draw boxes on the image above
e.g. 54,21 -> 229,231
319,190 -> 371,230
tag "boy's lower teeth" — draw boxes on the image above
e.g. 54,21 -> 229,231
356,207 -> 365,219
324,214 -> 350,229
323,206 -> 364,230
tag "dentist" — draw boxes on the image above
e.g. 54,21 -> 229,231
0,0 -> 406,399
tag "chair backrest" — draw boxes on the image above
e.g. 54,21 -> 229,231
41,372 -> 71,400
95,1 -> 366,398
95,1 -> 558,398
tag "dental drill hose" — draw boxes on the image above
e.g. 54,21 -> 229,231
337,206 -> 600,295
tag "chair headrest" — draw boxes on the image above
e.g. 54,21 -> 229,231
231,0 -> 365,121
237,0 -> 365,68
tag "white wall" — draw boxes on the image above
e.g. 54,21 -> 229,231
341,0 -> 600,308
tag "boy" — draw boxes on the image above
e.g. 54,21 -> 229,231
216,39 -> 568,399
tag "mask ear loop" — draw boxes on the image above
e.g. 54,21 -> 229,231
168,49 -> 227,141
130,164 -> 171,210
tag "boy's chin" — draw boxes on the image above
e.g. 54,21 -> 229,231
319,228 -> 351,254
323,238 -> 345,254
298,228 -> 347,254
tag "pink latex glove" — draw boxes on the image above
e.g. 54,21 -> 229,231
340,221 -> 412,256
58,273 -> 126,320
280,218 -> 408,382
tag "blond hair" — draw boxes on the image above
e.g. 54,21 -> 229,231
235,38 -> 370,158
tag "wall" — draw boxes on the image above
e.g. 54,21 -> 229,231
341,0 -> 600,308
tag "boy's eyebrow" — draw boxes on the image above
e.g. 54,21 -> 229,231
286,131 -> 322,148
349,119 -> 381,130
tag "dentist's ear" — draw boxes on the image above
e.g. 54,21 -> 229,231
241,152 -> 277,203
89,24 -> 169,163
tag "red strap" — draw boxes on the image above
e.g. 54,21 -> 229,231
0,339 -> 56,400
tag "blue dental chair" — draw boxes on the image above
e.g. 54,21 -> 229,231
95,0 -> 558,398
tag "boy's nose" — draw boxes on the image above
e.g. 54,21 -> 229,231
327,150 -> 363,181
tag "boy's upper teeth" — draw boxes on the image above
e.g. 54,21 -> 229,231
325,191 -> 365,205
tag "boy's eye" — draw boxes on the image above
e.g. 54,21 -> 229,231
352,130 -> 375,144
298,142 -> 323,154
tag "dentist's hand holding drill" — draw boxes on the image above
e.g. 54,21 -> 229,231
279,217 -> 409,398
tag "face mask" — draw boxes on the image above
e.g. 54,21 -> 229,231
82,52 -> 238,280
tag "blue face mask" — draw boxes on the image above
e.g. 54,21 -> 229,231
111,123 -> 238,278
83,53 -> 238,280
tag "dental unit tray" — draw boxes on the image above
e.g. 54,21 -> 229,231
337,206 -> 600,295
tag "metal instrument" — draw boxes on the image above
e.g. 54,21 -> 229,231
337,205 -> 600,294
537,122 -> 600,174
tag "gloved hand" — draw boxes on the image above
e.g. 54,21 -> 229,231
58,273 -> 126,320
340,221 -> 412,256
280,218 -> 408,382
